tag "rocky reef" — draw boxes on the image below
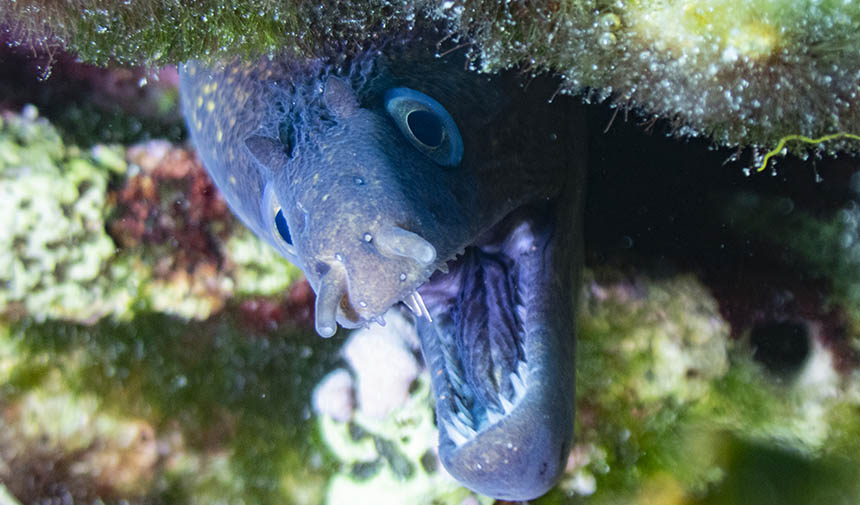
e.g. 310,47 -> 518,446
1,4 -> 860,504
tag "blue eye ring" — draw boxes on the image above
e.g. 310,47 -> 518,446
384,87 -> 463,167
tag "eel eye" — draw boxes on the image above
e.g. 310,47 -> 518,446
384,87 -> 463,167
274,208 -> 292,245
262,183 -> 296,256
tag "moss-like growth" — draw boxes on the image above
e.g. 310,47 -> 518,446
0,108 -> 302,324
0,107 -> 133,322
4,0 -> 860,155
2,312 -> 341,504
563,270 -> 860,504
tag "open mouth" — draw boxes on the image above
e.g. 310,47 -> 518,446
412,208 -> 542,440
401,202 -> 575,500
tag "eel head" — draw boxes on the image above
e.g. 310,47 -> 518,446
180,47 -> 583,499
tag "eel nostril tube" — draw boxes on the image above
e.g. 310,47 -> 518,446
314,265 -> 347,337
375,225 -> 437,266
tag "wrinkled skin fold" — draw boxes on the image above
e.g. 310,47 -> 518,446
179,33 -> 584,500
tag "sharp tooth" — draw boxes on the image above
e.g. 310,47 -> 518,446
486,408 -> 505,424
516,304 -> 527,323
374,315 -> 386,327
500,395 -> 515,414
314,266 -> 346,338
375,225 -> 437,265
447,411 -> 476,438
517,360 -> 529,380
403,292 -> 433,323
437,263 -> 450,274
442,420 -> 472,446
453,394 -> 472,422
403,295 -> 420,317
510,372 -> 527,399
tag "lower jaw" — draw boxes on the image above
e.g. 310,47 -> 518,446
408,205 -> 576,500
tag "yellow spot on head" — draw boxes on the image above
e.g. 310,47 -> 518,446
211,81 -> 218,91
206,100 -> 215,112
216,129 -> 223,142
229,176 -> 237,185
322,194 -> 330,202
196,96 -> 203,108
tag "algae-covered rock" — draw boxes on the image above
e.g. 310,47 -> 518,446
0,108 -> 301,324
1,311 -> 341,505
0,106 -> 133,323
546,270 -> 860,504
3,0 -> 859,155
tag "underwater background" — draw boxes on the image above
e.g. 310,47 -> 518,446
2,1 -> 860,504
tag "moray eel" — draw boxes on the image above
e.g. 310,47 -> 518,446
179,34 -> 585,500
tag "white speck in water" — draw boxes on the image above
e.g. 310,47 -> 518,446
363,232 -> 372,242
335,253 -> 344,262
721,47 -> 739,62
399,273 -> 407,281
599,12 -> 621,30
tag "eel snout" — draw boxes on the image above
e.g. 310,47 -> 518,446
309,223 -> 442,337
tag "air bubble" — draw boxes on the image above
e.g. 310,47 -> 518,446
399,273 -> 407,281
598,32 -> 617,48
335,253 -> 344,262
599,13 -> 621,30
363,233 -> 373,242
354,176 -> 365,185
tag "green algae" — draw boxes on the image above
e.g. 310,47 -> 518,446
561,270 -> 860,504
4,0 -> 860,154
0,106 -> 341,501
2,312 -> 341,504
0,107 -> 305,324
228,228 -> 302,297
0,107 -> 134,323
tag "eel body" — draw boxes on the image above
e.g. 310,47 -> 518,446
179,34 -> 585,500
